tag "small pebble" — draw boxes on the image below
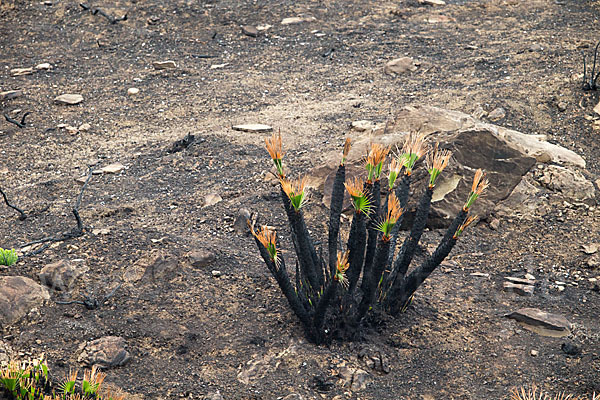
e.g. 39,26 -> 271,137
530,349 -> 539,357
211,270 -> 222,277
128,87 -> 140,95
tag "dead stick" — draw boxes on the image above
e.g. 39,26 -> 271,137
0,187 -> 27,220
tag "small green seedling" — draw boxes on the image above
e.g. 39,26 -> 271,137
0,248 -> 17,266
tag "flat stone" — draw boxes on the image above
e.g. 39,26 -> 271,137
204,193 -> 222,207
78,336 -> 131,368
0,90 -> 23,101
351,120 -> 376,132
489,218 -> 500,230
582,243 -> 599,254
100,162 -> 125,174
127,87 -> 140,95
420,0 -> 446,4
427,15 -> 454,23
232,124 -> 273,133
39,259 -> 87,291
188,250 -> 215,268
10,67 -> 33,76
0,276 -> 50,326
488,107 -> 506,121
384,57 -> 418,75
503,281 -> 534,296
210,63 -> 229,69
35,63 -> 52,70
505,276 -> 536,285
211,270 -> 222,277
506,308 -> 571,337
594,99 -> 600,116
281,16 -> 315,25
54,94 -> 83,105
241,25 -> 258,37
152,60 -> 177,70
78,123 -> 91,132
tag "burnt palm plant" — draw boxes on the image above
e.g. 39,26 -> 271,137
250,132 -> 488,344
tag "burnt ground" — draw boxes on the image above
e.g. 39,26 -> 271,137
1,0 -> 599,399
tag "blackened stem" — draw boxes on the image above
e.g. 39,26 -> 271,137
346,211 -> 367,293
0,187 -> 27,220
356,238 -> 390,323
253,236 -> 313,330
313,281 -> 338,341
361,180 -> 380,293
388,208 -> 468,316
328,164 -> 346,278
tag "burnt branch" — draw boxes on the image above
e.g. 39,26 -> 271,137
0,187 -> 27,220
20,168 -> 93,257
80,3 -> 127,24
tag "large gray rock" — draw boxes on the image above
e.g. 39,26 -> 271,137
0,276 -> 50,326
39,259 -> 87,291
312,105 -> 591,226
78,336 -> 131,368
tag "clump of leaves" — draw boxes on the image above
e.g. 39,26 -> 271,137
0,356 -> 124,400
0,248 -> 17,266
511,385 -> 597,400
250,132 -> 488,344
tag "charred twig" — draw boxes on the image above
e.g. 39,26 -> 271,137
56,283 -> 122,310
0,187 -> 27,220
80,3 -> 127,24
4,112 -> 31,128
20,168 -> 93,257
582,40 -> 600,91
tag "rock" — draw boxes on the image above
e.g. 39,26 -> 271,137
505,276 -> 536,285
78,123 -> 91,132
127,88 -> 139,96
54,94 -> 84,105
0,90 -> 23,101
205,392 -> 224,400
141,254 -> 180,282
561,342 -> 580,356
557,101 -> 567,112
488,107 -> 506,121
351,120 -> 376,132
78,336 -> 131,368
506,308 -> 571,337
256,24 -> 272,31
536,165 -> 595,204
35,63 -> 52,70
39,259 -> 87,291
210,63 -> 229,69
282,394 -> 303,400
358,347 -> 390,373
10,67 -> 33,76
241,25 -> 258,37
92,228 -> 110,235
587,254 -> 600,268
0,276 -> 50,326
594,100 -> 600,116
152,60 -> 177,70
0,339 -> 12,365
384,57 -> 418,75
203,193 -> 222,207
100,163 -> 125,174
351,369 -> 369,391
470,272 -> 489,277
232,124 -> 273,133
489,218 -> 500,230
233,208 -> 252,234
525,273 -> 536,280
312,105 -> 587,226
503,281 -> 534,296
281,16 -> 315,25
427,15 -> 454,23
211,270 -> 222,277
582,243 -> 599,254
472,105 -> 487,120
530,349 -> 539,356
420,0 -> 446,4
188,250 -> 215,268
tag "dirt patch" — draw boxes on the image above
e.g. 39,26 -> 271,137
1,0 -> 599,399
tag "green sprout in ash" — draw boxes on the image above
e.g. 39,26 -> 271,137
0,248 -> 17,266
